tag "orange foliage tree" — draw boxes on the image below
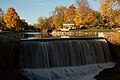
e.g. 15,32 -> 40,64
3,8 -> 23,31
74,0 -> 95,26
64,4 -> 76,23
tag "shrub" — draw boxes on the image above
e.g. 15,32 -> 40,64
107,32 -> 120,46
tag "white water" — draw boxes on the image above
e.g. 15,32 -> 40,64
21,62 -> 115,80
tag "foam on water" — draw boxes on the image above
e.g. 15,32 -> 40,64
21,62 -> 115,80
20,38 -> 114,80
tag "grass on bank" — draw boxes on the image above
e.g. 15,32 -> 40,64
71,29 -> 116,32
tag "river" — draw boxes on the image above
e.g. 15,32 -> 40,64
20,31 -> 99,39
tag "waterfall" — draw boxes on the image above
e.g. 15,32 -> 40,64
20,38 -> 115,80
20,38 -> 112,68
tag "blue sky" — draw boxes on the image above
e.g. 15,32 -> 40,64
0,0 -> 100,24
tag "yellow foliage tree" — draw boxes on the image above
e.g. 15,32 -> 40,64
100,0 -> 120,28
64,4 -> 76,23
113,9 -> 120,26
53,6 -> 66,29
107,32 -> 120,46
100,0 -> 112,20
3,7 -> 22,30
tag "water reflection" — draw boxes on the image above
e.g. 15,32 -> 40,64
21,32 -> 53,39
61,36 -> 70,38
21,32 -> 98,38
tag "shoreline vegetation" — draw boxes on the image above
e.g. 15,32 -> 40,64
95,32 -> 120,80
0,0 -> 120,33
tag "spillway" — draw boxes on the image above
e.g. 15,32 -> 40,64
20,38 -> 115,80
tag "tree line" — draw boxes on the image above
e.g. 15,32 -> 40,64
0,8 -> 38,31
0,0 -> 120,31
34,0 -> 120,31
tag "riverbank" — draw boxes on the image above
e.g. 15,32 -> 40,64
95,46 -> 120,80
71,29 -> 116,32
51,29 -> 116,38
95,32 -> 120,80
0,31 -> 20,41
0,32 -> 29,80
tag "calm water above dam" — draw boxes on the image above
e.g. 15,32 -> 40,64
20,32 -> 99,39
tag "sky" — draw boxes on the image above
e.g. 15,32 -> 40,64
0,0 -> 100,24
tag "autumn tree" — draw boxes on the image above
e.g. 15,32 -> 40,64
35,16 -> 53,30
113,9 -> 120,27
46,16 -> 53,29
3,7 -> 24,31
0,8 -> 4,24
100,0 -> 120,28
94,0 -> 120,4
20,19 -> 28,31
64,4 -> 76,23
100,0 -> 112,20
53,6 -> 66,29
37,17 -> 46,29
90,11 -> 103,28
76,0 -> 89,7
34,23 -> 40,29
0,8 -> 5,30
74,0 -> 95,27
113,0 -> 120,5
